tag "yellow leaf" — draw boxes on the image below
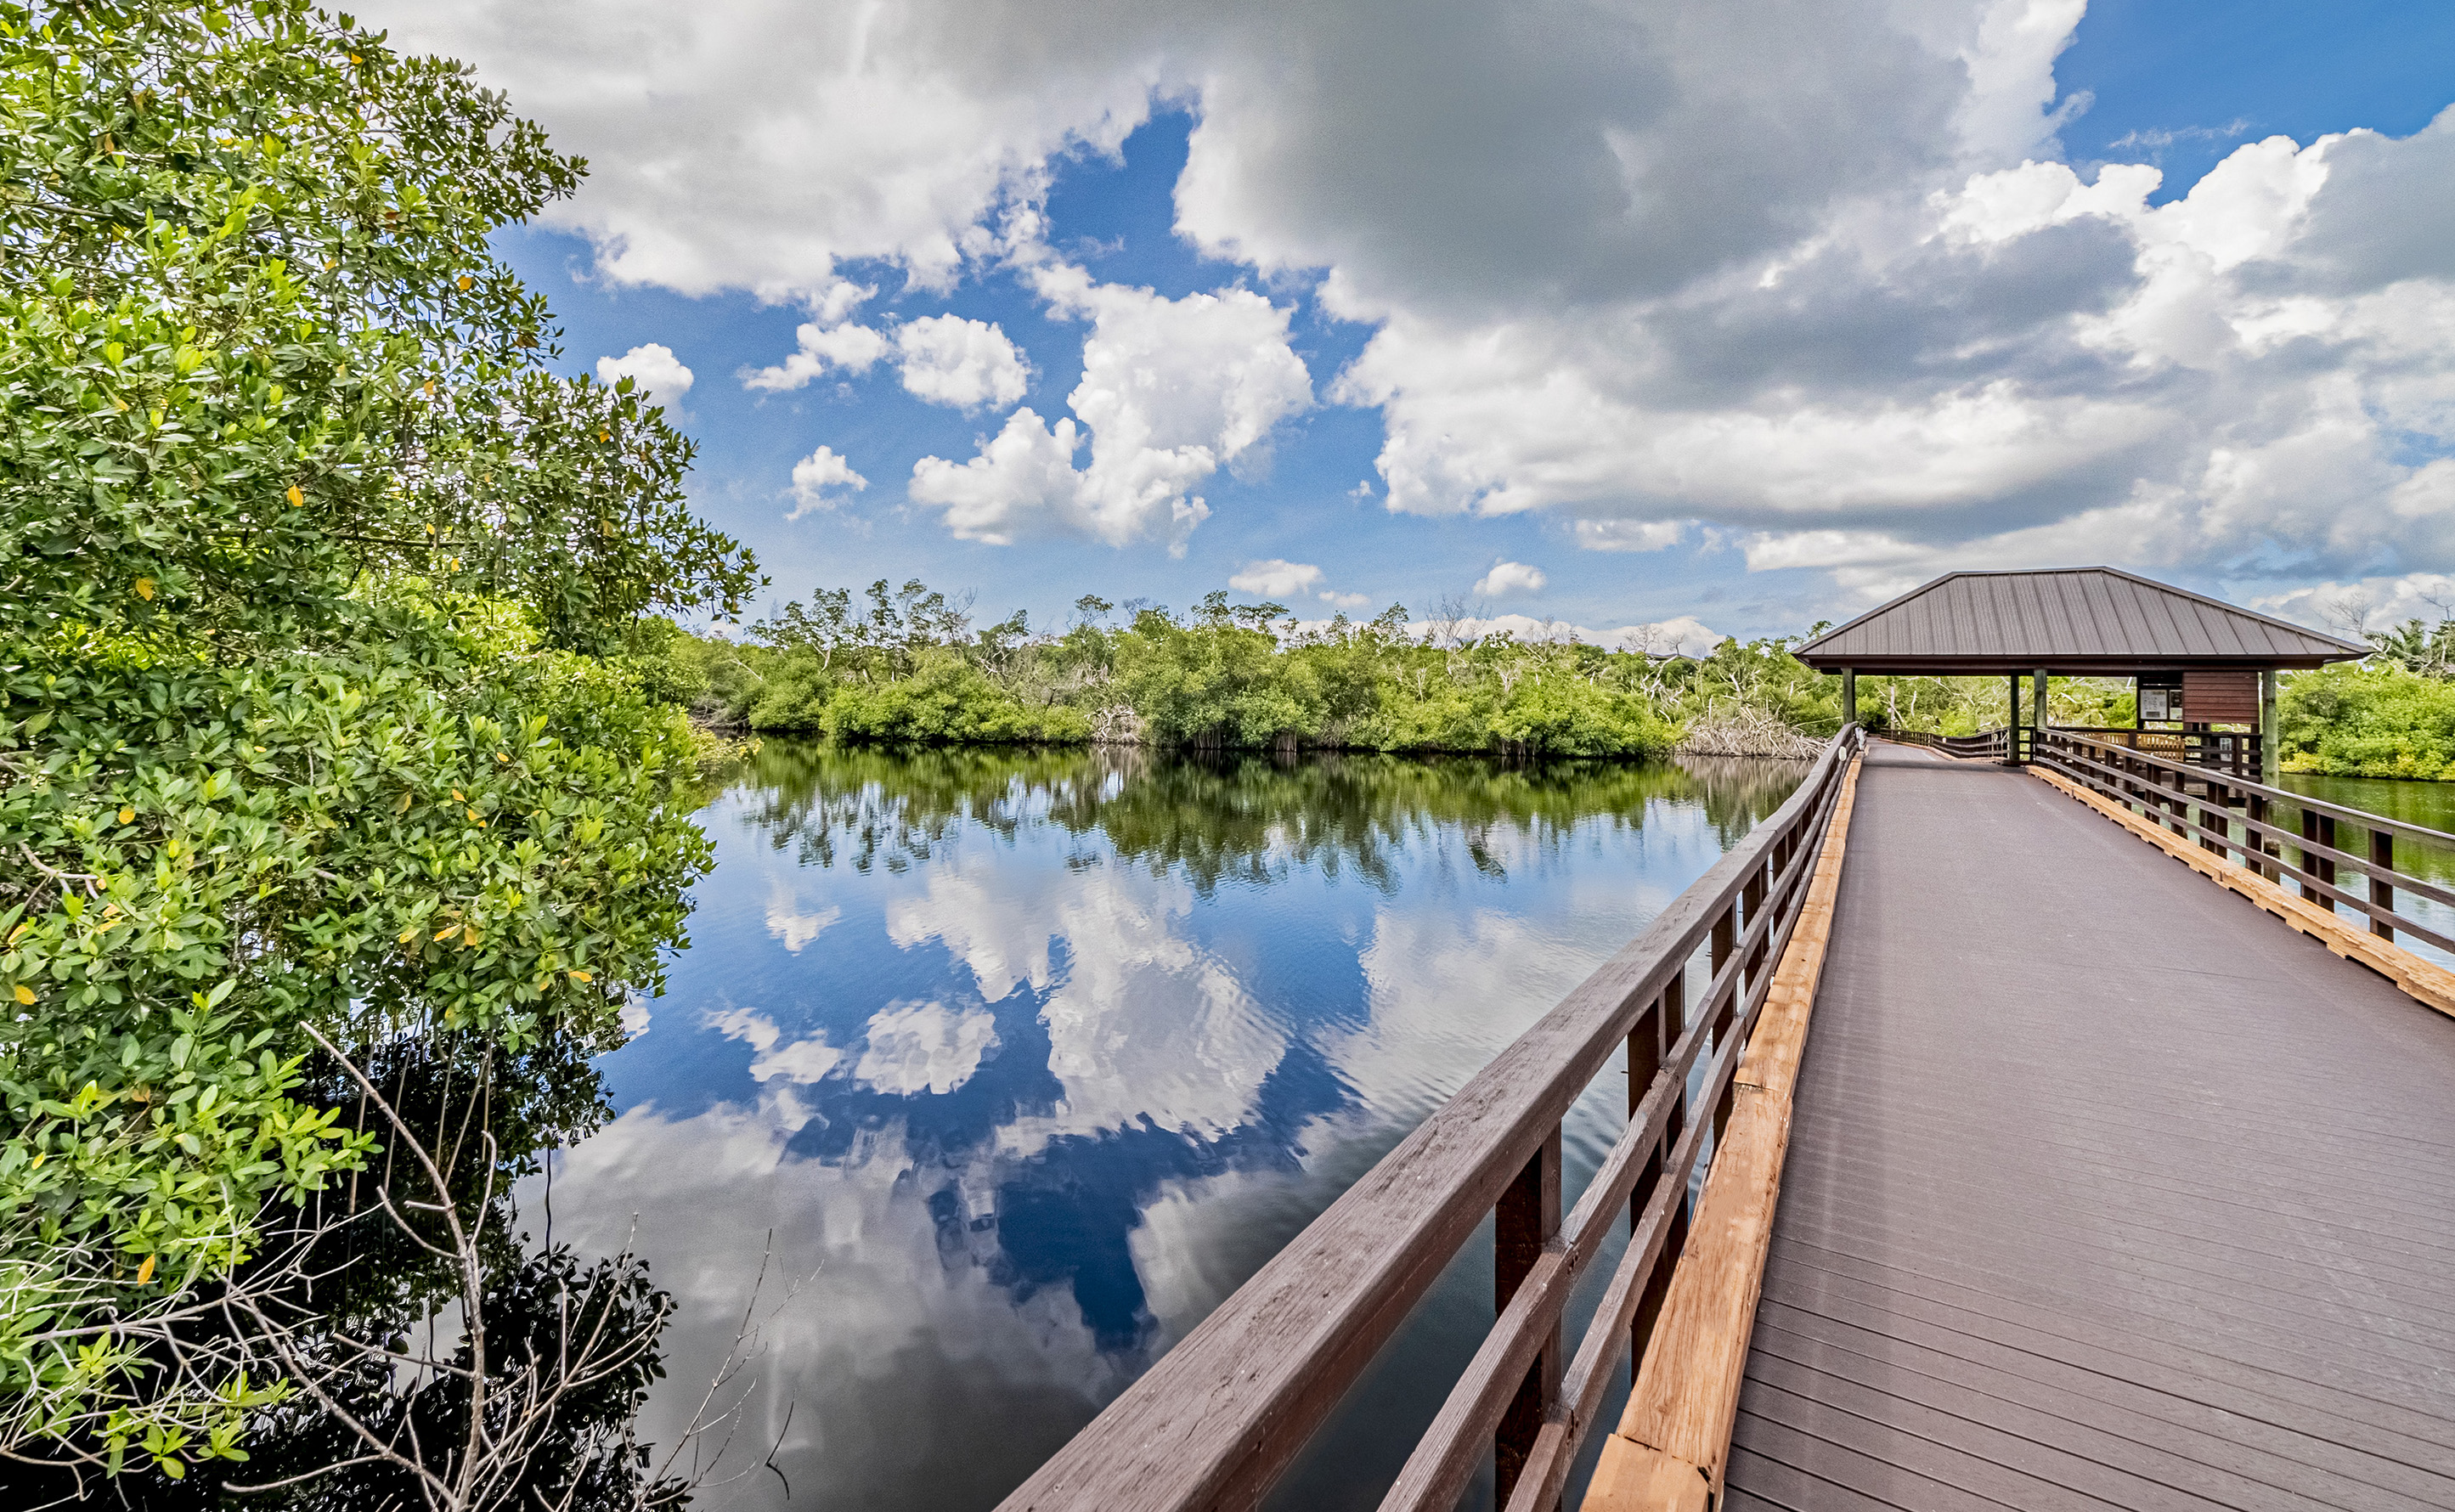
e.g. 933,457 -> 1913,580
118,807 -> 134,824
457,275 -> 472,291
13,985 -> 32,1006
398,928 -> 416,945
350,51 -> 362,63
135,1254 -> 155,1284
462,930 -> 482,949
397,790 -> 413,813
286,484 -> 303,507
134,578 -> 155,601
567,970 -> 593,984
451,790 -> 465,802
467,807 -> 480,822
422,381 -> 435,397
494,751 -> 508,763
434,924 -> 460,943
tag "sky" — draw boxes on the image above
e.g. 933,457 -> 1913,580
368,0 -> 2455,647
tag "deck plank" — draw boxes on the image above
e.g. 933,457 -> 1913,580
1726,745 -> 2455,1509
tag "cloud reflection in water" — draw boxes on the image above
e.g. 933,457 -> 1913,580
537,744 -> 1802,1511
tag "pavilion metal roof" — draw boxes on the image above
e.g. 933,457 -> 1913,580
1792,567 -> 2368,674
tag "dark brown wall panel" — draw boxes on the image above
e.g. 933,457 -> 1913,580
2182,668 -> 2259,725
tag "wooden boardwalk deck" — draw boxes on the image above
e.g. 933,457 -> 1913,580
1726,743 -> 2455,1512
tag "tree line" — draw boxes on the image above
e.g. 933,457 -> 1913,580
624,584 -> 2455,781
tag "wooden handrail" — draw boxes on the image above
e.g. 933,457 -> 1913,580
2035,731 -> 2455,955
994,726 -> 1865,1512
2045,729 -> 2455,848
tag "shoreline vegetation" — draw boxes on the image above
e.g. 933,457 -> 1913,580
628,584 -> 2455,781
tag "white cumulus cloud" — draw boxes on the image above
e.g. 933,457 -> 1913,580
909,270 -> 1311,549
595,342 -> 694,408
743,321 -> 890,392
1228,559 -> 1323,597
891,314 -> 1031,409
375,0 -> 2455,609
787,446 -> 869,520
1473,560 -> 1548,597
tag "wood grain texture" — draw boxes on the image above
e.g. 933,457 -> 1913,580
996,731 -> 1864,1512
1585,1436 -> 1712,1512
1728,747 -> 2455,1512
1585,756 -> 1862,1510
2031,765 -> 2455,1021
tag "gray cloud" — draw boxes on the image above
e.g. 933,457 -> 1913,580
369,0 -> 2455,615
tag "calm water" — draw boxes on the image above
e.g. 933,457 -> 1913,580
2280,772 -> 2455,965
528,743 -> 1803,1512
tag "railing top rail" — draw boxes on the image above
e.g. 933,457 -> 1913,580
2046,729 -> 2455,849
2042,740 -> 2455,894
993,724 -> 1862,1512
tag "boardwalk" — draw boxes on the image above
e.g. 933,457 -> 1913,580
1726,744 -> 2455,1511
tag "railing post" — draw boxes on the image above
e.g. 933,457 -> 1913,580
1721,867 -> 1768,1142
1707,900 -> 1737,1148
2300,809 -> 2336,906
2246,793 -> 2269,877
1495,1126 -> 1561,1506
1629,974 -> 1685,1364
2371,829 -> 2396,940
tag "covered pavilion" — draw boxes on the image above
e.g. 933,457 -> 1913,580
1792,567 -> 2368,779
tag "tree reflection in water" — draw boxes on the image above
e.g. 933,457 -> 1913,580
16,746 -> 1802,1512
737,742 -> 1802,893
541,742 -> 1809,1512
9,1030 -> 754,1512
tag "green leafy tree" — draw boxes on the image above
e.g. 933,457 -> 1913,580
0,0 -> 754,1481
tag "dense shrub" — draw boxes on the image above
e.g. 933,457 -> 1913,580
2279,663 -> 2455,778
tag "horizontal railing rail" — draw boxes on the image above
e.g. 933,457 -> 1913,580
2034,730 -> 2455,953
1881,729 -> 2005,759
2051,725 -> 2263,777
995,725 -> 1865,1512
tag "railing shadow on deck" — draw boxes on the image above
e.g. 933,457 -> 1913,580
994,727 -> 1865,1512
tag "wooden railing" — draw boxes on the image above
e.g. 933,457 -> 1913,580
1882,729 -> 2006,760
1885,725 -> 2264,777
996,726 -> 1865,1512
2033,729 -> 2455,954
2051,725 -> 2264,778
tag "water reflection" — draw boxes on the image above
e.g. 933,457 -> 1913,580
540,743 -> 1803,1511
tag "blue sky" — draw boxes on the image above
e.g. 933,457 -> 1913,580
393,0 -> 2455,644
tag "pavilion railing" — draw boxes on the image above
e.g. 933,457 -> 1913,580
2051,725 -> 2263,778
1883,725 -> 2264,777
1881,729 -> 2006,760
995,725 -> 1865,1512
2033,729 -> 2455,954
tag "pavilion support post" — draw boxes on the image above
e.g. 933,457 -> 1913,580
1842,669 -> 1857,729
2006,674 -> 2022,764
2260,669 -> 2280,786
2033,666 -> 2050,760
